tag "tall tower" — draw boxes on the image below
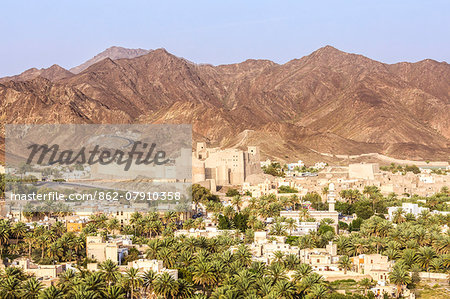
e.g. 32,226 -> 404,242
327,183 -> 336,212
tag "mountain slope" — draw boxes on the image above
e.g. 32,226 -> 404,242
1,46 -> 449,162
0,64 -> 73,83
69,46 -> 150,74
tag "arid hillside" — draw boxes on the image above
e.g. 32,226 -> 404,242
1,46 -> 449,163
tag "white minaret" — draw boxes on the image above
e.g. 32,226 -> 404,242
327,183 -> 336,212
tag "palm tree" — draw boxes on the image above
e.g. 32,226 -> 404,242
12,222 -> 27,242
8,244 -> 21,256
289,195 -> 299,211
393,208 -> 406,224
417,246 -> 436,271
0,222 -> 10,257
321,186 -> 329,197
57,269 -> 77,293
285,218 -> 297,236
192,261 -> 217,293
234,245 -> 252,267
429,257 -> 444,272
73,236 -> 85,258
4,267 -> 27,281
400,248 -> 417,269
37,234 -> 49,259
99,259 -> 119,286
307,284 -> 329,299
70,285 -> 98,299
229,269 -> 256,296
299,208 -> 310,221
21,277 -> 44,299
83,271 -> 106,294
141,269 -> 156,296
231,195 -> 243,213
359,278 -> 374,295
176,279 -> 195,298
130,212 -> 143,235
265,263 -> 288,285
0,277 -> 21,299
273,280 -> 296,298
107,218 -> 120,234
270,222 -> 286,236
389,265 -> 412,298
293,263 -> 313,281
433,235 -> 450,254
284,254 -> 301,270
38,285 -> 63,299
272,251 -> 285,264
23,232 -> 34,258
104,285 -> 125,299
211,285 -> 240,298
338,255 -> 352,274
153,272 -> 179,298
351,239 -> 369,256
47,242 -> 63,262
384,248 -> 400,261
339,189 -> 361,204
124,267 -> 142,299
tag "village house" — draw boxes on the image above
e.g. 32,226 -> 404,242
242,179 -> 277,198
86,236 -> 130,265
15,258 -> 65,279
351,254 -> 391,283
299,242 -> 340,271
129,259 -> 178,279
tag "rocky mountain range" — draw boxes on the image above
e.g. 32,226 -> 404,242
0,46 -> 449,163
0,64 -> 73,83
69,46 -> 150,74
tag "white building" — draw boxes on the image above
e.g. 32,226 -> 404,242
288,222 -> 320,235
387,203 -> 429,220
287,160 -> 305,171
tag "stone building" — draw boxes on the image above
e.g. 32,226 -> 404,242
193,142 -> 261,189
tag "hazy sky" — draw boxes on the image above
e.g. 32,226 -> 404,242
1,0 -> 449,76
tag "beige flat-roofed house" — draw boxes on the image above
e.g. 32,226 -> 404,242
16,259 -> 65,278
129,259 -> 178,279
351,254 -> 391,282
86,236 -> 128,265
299,242 -> 339,271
